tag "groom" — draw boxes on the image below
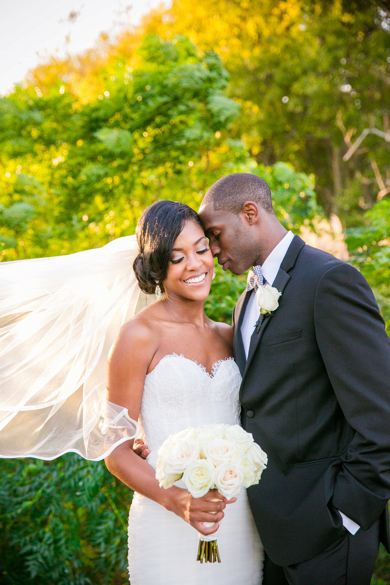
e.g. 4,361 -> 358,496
198,173 -> 390,585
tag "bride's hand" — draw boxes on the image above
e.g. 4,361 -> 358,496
165,487 -> 236,536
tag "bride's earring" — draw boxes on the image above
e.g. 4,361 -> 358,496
155,284 -> 163,300
212,268 -> 216,280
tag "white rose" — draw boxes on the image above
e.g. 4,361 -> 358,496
175,427 -> 199,441
253,468 -> 264,483
238,453 -> 257,488
183,459 -> 215,498
164,438 -> 200,474
156,463 -> 182,489
256,284 -> 282,314
157,436 -> 175,459
197,425 -> 226,456
214,462 -> 244,498
224,425 -> 254,455
247,442 -> 268,478
203,438 -> 236,467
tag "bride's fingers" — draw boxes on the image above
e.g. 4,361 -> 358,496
184,507 -> 224,526
195,521 -> 221,537
185,507 -> 223,524
193,499 -> 226,513
203,489 -> 237,505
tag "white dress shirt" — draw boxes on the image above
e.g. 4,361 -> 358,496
239,230 -> 360,536
241,231 -> 294,357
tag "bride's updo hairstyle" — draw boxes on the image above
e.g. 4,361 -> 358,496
133,200 -> 202,295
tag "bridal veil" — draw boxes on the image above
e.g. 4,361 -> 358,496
0,236 -> 153,460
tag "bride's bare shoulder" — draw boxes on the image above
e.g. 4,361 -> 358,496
210,320 -> 234,348
110,305 -> 161,365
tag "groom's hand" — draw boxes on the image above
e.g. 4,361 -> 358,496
165,487 -> 237,536
133,438 -> 150,459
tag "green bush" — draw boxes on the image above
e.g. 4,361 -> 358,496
0,456 -> 131,585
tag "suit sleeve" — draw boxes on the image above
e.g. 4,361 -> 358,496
314,262 -> 390,529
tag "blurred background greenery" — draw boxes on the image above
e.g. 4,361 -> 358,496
0,0 -> 389,583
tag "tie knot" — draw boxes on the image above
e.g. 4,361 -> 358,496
247,266 -> 265,291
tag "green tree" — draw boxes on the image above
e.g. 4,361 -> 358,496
0,35 -> 243,259
346,198 -> 390,332
144,0 -> 390,216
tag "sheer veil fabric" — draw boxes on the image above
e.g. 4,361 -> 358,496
0,236 -> 153,460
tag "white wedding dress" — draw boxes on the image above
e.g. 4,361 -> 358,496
128,354 -> 264,585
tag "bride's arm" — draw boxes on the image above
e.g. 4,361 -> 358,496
104,317 -> 230,536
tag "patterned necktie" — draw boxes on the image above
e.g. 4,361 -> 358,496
246,265 -> 265,291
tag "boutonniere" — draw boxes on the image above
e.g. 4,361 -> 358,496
256,284 -> 282,316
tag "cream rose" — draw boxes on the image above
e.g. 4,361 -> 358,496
156,465 -> 182,489
256,284 -> 282,314
214,462 -> 244,498
247,442 -> 268,477
157,436 -> 175,459
183,459 -> 215,498
197,424 -> 226,456
238,453 -> 257,488
224,425 -> 254,455
175,427 -> 199,442
164,438 -> 200,474
203,438 -> 236,467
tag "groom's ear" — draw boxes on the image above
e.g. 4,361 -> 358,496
240,201 -> 260,226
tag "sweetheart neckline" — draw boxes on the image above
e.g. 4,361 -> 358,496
146,353 -> 236,379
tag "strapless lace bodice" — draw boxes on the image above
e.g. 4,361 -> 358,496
139,354 -> 242,462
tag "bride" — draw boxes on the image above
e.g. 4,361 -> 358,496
105,200 -> 263,584
0,200 -> 263,584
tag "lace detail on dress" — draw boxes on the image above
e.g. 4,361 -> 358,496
147,353 -> 236,379
139,355 -> 242,455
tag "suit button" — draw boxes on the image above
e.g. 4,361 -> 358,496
246,410 -> 255,418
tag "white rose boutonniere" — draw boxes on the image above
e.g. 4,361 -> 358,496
256,284 -> 282,315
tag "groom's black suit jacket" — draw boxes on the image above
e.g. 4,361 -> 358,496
233,235 -> 390,566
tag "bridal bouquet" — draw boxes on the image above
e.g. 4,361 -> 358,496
156,423 -> 267,563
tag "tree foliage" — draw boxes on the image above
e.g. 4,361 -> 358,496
346,198 -> 390,331
0,34 -> 320,262
1,36 -> 238,257
142,0 -> 390,328
144,0 -> 390,213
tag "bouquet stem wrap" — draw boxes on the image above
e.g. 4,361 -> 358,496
197,499 -> 221,563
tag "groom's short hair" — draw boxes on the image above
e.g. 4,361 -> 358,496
202,173 -> 274,215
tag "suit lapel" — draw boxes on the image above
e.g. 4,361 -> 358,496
234,290 -> 252,376
242,235 -> 306,381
